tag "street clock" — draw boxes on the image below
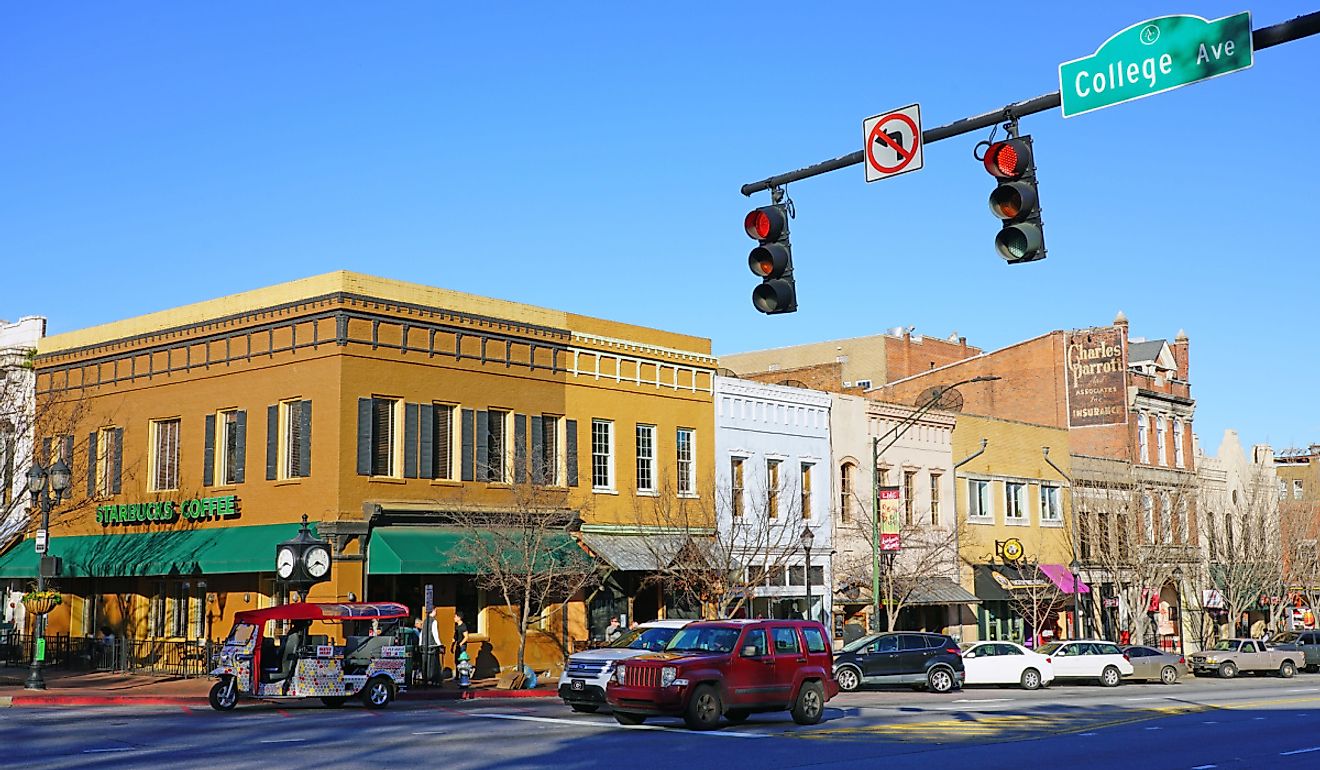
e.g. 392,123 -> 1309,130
274,514 -> 333,588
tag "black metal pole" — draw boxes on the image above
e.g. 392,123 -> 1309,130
24,495 -> 50,691
741,12 -> 1320,197
804,544 -> 813,622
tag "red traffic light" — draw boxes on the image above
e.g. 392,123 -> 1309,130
744,206 -> 788,242
989,181 -> 1038,221
983,139 -> 1033,180
749,243 -> 791,278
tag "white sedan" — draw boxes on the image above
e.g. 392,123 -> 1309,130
1037,639 -> 1135,687
961,641 -> 1055,690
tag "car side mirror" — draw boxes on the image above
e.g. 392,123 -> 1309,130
963,651 -> 976,659
742,646 -> 764,658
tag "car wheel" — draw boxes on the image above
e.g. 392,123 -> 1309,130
684,684 -> 723,730
361,676 -> 395,709
1160,666 -> 1179,685
1100,666 -> 1122,687
569,704 -> 599,713
1280,660 -> 1298,679
208,678 -> 238,711
1020,668 -> 1041,691
928,667 -> 955,694
791,681 -> 825,725
724,708 -> 750,724
835,666 -> 862,693
320,696 -> 348,708
1219,662 -> 1238,679
613,711 -> 646,725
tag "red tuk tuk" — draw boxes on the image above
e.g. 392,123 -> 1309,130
209,601 -> 410,711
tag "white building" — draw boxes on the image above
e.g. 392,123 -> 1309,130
1,316 -> 46,633
714,376 -> 832,624
831,394 -> 971,639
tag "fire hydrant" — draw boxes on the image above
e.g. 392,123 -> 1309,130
456,651 -> 474,691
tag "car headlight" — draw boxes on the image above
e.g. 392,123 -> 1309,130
602,660 -> 616,676
616,664 -> 627,684
1203,657 -> 1217,664
661,666 -> 677,688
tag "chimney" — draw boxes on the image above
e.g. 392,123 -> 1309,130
1171,329 -> 1190,381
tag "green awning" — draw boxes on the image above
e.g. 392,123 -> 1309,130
368,526 -> 588,575
0,523 -> 312,579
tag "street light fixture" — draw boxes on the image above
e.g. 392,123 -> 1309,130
871,374 -> 1000,629
25,458 -> 72,691
1172,566 -> 1186,655
800,527 -> 815,622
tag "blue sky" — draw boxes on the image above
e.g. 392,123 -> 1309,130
3,2 -> 1316,453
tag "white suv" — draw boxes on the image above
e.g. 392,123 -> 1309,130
1036,639 -> 1134,687
559,620 -> 689,712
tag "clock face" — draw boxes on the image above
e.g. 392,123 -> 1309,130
276,547 -> 297,580
304,546 -> 331,579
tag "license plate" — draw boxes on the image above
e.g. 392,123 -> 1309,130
571,679 -> 585,691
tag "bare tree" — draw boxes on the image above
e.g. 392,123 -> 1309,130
1002,558 -> 1065,647
444,481 -> 603,673
1281,496 -> 1320,633
1198,465 -> 1285,642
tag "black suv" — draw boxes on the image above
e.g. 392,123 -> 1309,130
833,632 -> 964,693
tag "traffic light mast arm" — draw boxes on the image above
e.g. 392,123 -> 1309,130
739,11 -> 1320,197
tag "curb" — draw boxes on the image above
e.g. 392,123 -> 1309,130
5,688 -> 559,708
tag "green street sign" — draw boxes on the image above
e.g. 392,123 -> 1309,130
1059,12 -> 1253,118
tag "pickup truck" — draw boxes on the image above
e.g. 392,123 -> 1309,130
1188,638 -> 1300,679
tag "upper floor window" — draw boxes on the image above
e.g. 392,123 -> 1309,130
274,400 -> 312,480
1040,485 -> 1062,523
89,427 -> 123,498
766,459 -> 781,519
731,457 -> 746,517
676,428 -> 695,496
1295,480 -> 1305,500
839,463 -> 854,523
1161,492 -> 1173,544
0,428 -> 12,508
1005,482 -> 1027,522
1280,478 -> 1289,500
635,424 -> 656,493
370,397 -> 399,477
902,470 -> 917,526
1142,493 -> 1155,543
1137,413 -> 1150,464
218,410 -> 244,485
1173,420 -> 1185,468
1155,416 -> 1168,467
1179,499 -> 1190,544
431,404 -> 456,481
484,409 -> 509,483
929,473 -> 942,526
533,414 -> 560,486
150,418 -> 181,491
591,419 -> 614,491
968,479 -> 991,520
800,463 -> 813,520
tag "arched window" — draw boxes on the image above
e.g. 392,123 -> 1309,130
839,462 -> 855,523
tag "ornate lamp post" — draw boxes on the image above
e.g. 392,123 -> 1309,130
1172,566 -> 1186,654
800,527 -> 815,622
24,458 -> 72,690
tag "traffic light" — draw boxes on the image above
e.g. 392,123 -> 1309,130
983,136 -> 1046,264
745,205 -> 796,314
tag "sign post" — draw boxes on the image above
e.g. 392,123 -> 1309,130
1060,12 -> 1253,118
35,529 -> 47,556
863,104 -> 924,182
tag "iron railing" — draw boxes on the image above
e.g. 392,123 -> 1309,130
0,632 -> 220,678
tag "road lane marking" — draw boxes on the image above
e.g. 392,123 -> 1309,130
951,698 -> 1012,703
1281,746 -> 1320,756
259,738 -> 308,744
83,748 -> 136,754
412,730 -> 448,735
1287,687 -> 1320,693
1124,696 -> 1161,701
1076,733 -> 1097,737
1191,765 -> 1217,769
467,712 -> 770,738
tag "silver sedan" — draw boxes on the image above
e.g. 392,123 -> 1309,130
1121,645 -> 1189,684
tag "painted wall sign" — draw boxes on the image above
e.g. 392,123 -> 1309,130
96,495 -> 240,527
1064,326 -> 1128,427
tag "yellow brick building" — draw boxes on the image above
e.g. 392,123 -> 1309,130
952,414 -> 1081,645
0,272 -> 715,674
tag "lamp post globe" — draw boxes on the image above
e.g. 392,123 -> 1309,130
26,464 -> 46,499
47,458 -> 72,496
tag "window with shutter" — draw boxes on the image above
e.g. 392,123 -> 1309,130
538,415 -> 560,485
150,419 -> 181,491
486,409 -> 509,482
370,398 -> 398,477
431,404 -> 455,480
218,410 -> 241,485
92,427 -> 119,498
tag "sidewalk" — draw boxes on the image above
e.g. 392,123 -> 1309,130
0,667 -> 557,708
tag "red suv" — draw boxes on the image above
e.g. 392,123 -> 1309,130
605,619 -> 839,730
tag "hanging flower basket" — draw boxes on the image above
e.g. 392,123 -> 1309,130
21,590 -> 62,616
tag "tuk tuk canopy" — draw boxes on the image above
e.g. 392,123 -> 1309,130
234,601 -> 409,625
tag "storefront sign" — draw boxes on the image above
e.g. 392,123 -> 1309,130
878,486 -> 901,551
96,495 -> 241,527
1065,326 -> 1127,427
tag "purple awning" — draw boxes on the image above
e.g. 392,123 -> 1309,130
1039,563 -> 1090,594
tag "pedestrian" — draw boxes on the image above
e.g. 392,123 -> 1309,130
605,616 -> 624,643
453,610 -> 470,658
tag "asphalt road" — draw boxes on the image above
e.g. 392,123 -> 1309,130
5,675 -> 1320,769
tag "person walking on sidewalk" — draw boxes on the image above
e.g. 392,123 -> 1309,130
453,610 -> 471,659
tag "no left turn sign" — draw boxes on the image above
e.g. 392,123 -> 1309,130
863,104 -> 923,183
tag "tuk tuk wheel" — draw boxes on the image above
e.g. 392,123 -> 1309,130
362,676 -> 395,709
209,677 -> 238,711
321,697 -> 348,708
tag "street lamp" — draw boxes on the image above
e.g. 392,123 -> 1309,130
800,527 -> 815,622
1043,447 -> 1082,641
25,458 -> 72,690
1172,566 -> 1186,655
871,375 -> 999,629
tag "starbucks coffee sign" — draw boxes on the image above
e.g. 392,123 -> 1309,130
96,495 -> 240,527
